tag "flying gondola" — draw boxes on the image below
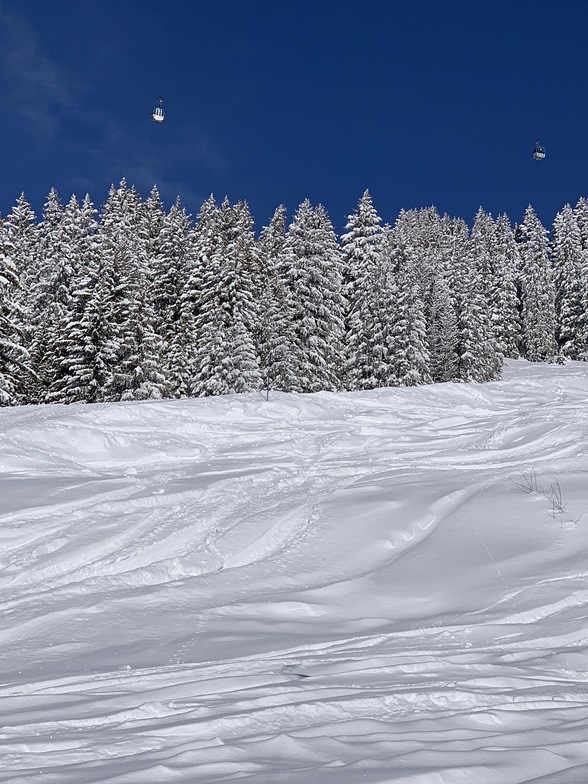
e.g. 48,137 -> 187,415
151,96 -> 165,124
532,138 -> 546,161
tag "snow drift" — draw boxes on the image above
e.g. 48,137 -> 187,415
1,360 -> 588,783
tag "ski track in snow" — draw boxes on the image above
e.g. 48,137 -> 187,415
1,360 -> 588,782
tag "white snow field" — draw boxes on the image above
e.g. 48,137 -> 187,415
2,360 -> 588,784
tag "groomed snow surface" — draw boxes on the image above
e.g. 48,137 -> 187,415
2,360 -> 588,783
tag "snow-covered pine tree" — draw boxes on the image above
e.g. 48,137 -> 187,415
0,218 -> 29,404
230,200 -> 264,355
3,194 -> 38,402
138,185 -> 171,378
277,199 -> 346,392
445,217 -> 501,382
470,207 -> 497,305
471,206 -> 492,269
150,197 -> 196,392
27,188 -> 71,401
551,204 -> 585,359
387,235 -> 431,386
256,204 -> 292,393
5,193 -> 38,258
393,206 -> 443,296
127,279 -> 168,401
94,181 -> 166,401
573,197 -> 588,251
169,195 -> 220,397
192,198 -> 262,396
151,198 -> 191,339
420,214 -> 461,382
45,194 -> 102,403
5,193 -> 39,344
455,271 -> 503,382
426,267 -> 459,382
341,190 -> 392,389
470,208 -> 517,368
309,203 -> 346,388
393,207 -> 461,382
141,185 -> 167,265
83,243 -> 128,402
492,214 -> 522,358
516,205 -> 558,361
572,197 -> 588,359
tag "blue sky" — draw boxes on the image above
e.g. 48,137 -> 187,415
1,0 -> 587,232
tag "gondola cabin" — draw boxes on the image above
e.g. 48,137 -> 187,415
151,97 -> 165,124
532,139 -> 546,160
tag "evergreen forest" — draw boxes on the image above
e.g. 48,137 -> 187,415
1,182 -> 587,406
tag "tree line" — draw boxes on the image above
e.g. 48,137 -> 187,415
0,181 -> 587,406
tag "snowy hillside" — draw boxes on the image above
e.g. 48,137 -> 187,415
2,360 -> 588,784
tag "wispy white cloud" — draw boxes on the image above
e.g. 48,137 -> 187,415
0,5 -> 232,213
0,5 -> 73,141
98,150 -> 207,214
79,121 -> 233,212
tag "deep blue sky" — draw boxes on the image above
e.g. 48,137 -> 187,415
1,0 -> 587,233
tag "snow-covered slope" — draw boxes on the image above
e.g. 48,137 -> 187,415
2,360 -> 588,783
